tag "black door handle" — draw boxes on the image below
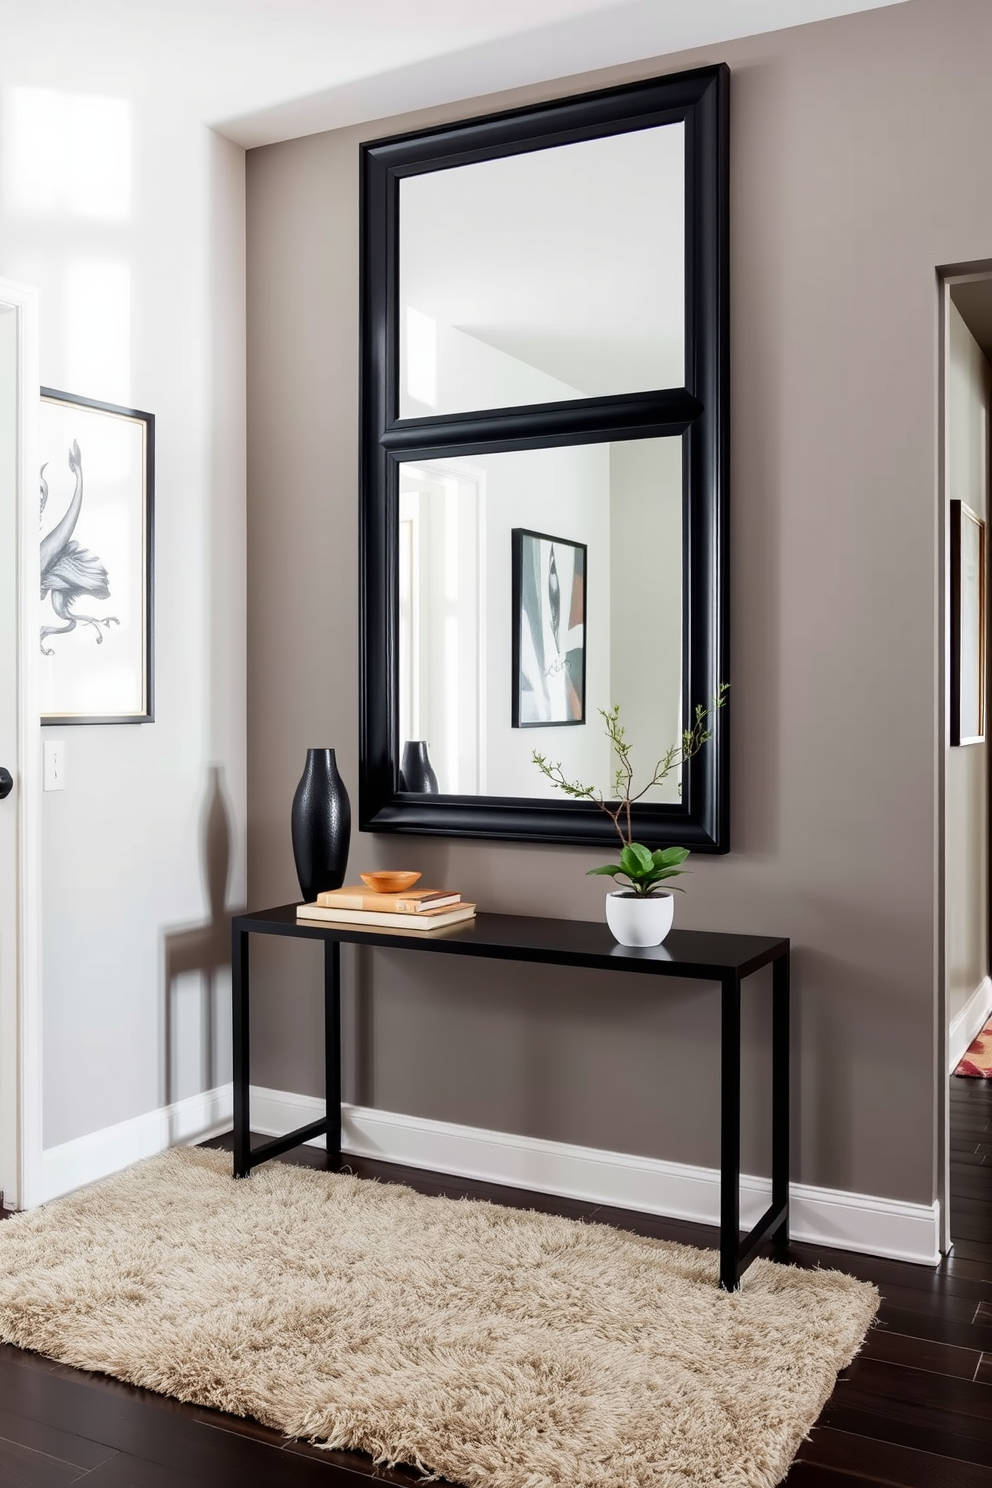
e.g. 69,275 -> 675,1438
0,768 -> 13,800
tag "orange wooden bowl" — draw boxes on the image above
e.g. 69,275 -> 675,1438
360,870 -> 422,894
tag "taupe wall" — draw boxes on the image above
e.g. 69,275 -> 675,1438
246,0 -> 992,1206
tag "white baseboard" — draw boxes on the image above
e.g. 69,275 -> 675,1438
37,1083 -> 941,1267
949,975 -> 992,1073
249,1086 -> 941,1267
41,1085 -> 233,1204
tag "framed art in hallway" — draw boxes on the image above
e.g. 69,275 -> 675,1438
511,527 -> 586,728
950,499 -> 985,746
39,389 -> 154,725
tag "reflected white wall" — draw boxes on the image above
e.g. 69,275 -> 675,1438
399,122 -> 685,417
609,438 -> 682,803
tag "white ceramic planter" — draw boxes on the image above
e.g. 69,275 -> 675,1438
605,890 -> 675,947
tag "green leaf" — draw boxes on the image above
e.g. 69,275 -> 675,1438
652,846 -> 690,868
642,861 -> 686,881
586,864 -> 623,877
625,842 -> 654,874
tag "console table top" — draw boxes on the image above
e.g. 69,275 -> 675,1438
235,905 -> 788,980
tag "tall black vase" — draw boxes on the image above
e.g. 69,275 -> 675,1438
291,748 -> 351,902
400,739 -> 439,793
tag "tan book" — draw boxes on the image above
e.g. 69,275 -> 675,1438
320,890 -> 463,912
297,902 -> 476,931
315,885 -> 461,913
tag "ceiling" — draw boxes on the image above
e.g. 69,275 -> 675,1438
0,0 -> 912,148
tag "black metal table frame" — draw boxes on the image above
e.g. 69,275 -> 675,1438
232,907 -> 790,1292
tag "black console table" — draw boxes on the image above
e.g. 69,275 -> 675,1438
231,906 -> 790,1292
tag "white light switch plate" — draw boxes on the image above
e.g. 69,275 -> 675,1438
43,739 -> 66,791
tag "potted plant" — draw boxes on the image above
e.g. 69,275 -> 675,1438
532,687 -> 727,946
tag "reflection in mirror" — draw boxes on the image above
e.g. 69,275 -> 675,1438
397,436 -> 682,802
398,124 -> 685,419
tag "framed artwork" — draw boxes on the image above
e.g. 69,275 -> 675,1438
39,389 -> 154,724
511,527 -> 586,727
950,499 -> 986,746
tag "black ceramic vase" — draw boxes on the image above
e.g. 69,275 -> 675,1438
400,740 -> 439,793
291,748 -> 351,902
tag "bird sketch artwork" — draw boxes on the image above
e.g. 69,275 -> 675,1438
39,390 -> 152,722
40,439 -> 119,655
513,528 -> 586,727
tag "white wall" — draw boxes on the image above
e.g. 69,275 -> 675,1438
609,438 -> 682,804
945,299 -> 990,1036
0,70 -> 246,1150
404,317 -> 574,419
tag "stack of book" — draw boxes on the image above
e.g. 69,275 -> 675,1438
297,884 -> 476,930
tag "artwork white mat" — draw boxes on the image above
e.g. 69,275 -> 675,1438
39,392 -> 151,722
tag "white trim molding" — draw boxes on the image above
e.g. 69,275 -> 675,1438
36,1084 -> 941,1266
250,1088 -> 941,1268
948,974 -> 992,1073
41,1085 -> 232,1204
0,278 -> 42,1214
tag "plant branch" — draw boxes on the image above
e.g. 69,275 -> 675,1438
532,686 -> 728,847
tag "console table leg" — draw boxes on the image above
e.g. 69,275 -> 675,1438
325,940 -> 342,1168
771,949 -> 790,1247
720,973 -> 742,1291
232,928 -> 251,1178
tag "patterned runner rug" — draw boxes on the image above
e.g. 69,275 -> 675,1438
0,1148 -> 878,1488
955,1014 -> 992,1078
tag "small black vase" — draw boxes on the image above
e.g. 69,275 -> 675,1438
399,740 -> 439,793
291,748 -> 351,902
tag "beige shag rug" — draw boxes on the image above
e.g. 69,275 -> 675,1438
0,1148 -> 877,1488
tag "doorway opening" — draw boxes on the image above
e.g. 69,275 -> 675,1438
940,268 -> 992,1253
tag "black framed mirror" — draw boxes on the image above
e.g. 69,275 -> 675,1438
359,64 -> 728,850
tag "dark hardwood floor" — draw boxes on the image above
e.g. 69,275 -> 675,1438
0,1076 -> 989,1487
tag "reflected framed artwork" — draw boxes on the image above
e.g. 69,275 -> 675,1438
39,388 -> 154,724
950,499 -> 986,746
512,528 -> 586,727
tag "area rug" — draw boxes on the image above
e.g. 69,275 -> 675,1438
0,1149 -> 877,1488
955,1014 -> 992,1077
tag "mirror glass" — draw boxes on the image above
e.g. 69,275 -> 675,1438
398,124 -> 685,418
397,435 -> 682,801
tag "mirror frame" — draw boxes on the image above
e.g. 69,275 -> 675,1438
359,64 -> 729,851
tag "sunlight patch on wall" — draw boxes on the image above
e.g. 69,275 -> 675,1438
3,88 -> 131,221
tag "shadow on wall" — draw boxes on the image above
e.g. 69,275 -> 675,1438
161,765 -> 245,1125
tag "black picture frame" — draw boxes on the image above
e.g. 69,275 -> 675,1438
39,387 -> 155,725
511,528 -> 587,729
359,63 -> 729,850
